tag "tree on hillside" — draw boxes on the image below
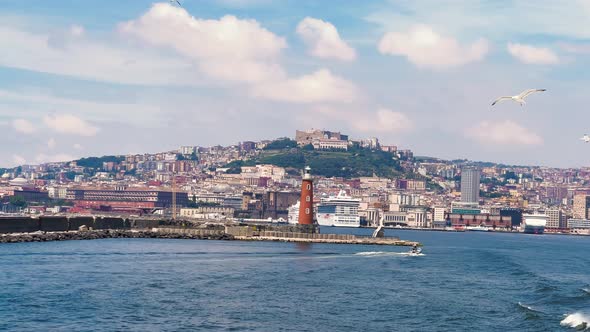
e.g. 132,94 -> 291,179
76,156 -> 124,168
263,138 -> 298,150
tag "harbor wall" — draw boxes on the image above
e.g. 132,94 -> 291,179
0,216 -> 324,235
0,217 -> 39,233
0,216 -> 234,234
39,216 -> 69,232
0,216 -> 135,233
69,216 -> 95,230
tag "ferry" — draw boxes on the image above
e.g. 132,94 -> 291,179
316,190 -> 361,227
465,225 -> 491,232
522,214 -> 547,234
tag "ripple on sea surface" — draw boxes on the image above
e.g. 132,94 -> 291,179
1,233 -> 590,331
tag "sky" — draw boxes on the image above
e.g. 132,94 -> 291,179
1,0 -> 590,168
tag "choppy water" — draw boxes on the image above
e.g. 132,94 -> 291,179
0,229 -> 589,331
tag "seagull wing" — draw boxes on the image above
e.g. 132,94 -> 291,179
176,0 -> 182,6
519,89 -> 546,99
491,96 -> 513,106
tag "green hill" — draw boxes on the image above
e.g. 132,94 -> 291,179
76,155 -> 124,169
227,145 -> 403,178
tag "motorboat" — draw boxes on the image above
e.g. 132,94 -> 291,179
408,246 -> 422,256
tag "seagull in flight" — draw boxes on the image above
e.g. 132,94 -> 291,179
581,135 -> 590,143
491,89 -> 546,107
170,0 -> 182,7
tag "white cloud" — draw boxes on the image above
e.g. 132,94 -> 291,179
507,43 -> 559,65
559,42 -> 590,54
12,155 -> 26,166
12,118 -> 36,134
378,25 -> 488,69
120,4 -> 360,104
367,0 -> 590,40
73,143 -> 83,150
353,108 -> 413,133
0,24 -> 198,86
251,69 -> 359,103
215,0 -> 273,7
465,120 -> 543,146
43,114 -> 99,136
47,24 -> 86,49
0,5 -> 359,106
296,17 -> 356,61
35,153 -> 76,164
70,24 -> 84,37
47,138 -> 56,149
0,89 -> 162,125
120,3 -> 287,83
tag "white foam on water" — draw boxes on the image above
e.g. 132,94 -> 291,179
403,252 -> 425,257
582,288 -> 590,295
517,302 -> 541,313
561,312 -> 589,330
354,251 -> 425,257
354,251 -> 390,256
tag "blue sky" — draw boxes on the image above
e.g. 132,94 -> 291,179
1,0 -> 590,167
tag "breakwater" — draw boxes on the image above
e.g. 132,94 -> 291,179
0,229 -> 233,243
0,216 -> 420,246
0,215 -> 169,234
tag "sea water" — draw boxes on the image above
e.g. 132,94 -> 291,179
0,230 -> 589,331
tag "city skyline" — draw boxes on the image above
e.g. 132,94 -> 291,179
2,0 -> 590,167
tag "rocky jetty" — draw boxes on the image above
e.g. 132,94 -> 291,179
0,230 -> 234,243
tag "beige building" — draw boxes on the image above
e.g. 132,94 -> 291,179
359,177 -> 390,190
241,164 -> 285,182
312,138 -> 348,150
546,208 -> 565,229
573,194 -> 590,219
295,129 -> 348,146
433,207 -> 446,222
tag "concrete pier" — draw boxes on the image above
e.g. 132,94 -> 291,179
234,234 -> 419,246
223,225 -> 419,246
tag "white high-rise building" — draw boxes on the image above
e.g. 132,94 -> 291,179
461,166 -> 480,203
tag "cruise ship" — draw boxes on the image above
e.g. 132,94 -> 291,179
522,214 -> 547,234
316,190 -> 361,227
287,201 -> 299,225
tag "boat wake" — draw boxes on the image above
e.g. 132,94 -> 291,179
561,312 -> 590,330
582,288 -> 590,295
354,251 -> 425,257
354,251 -> 395,256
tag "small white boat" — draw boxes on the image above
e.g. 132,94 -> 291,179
408,247 -> 422,256
465,225 -> 490,232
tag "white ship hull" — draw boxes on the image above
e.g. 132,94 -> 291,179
287,201 -> 299,225
522,214 -> 547,234
317,214 -> 361,227
465,225 -> 490,232
316,190 -> 361,227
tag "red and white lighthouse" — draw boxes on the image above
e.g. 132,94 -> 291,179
298,166 -> 314,225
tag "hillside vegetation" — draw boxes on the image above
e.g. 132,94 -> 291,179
76,156 -> 124,169
227,144 -> 403,178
